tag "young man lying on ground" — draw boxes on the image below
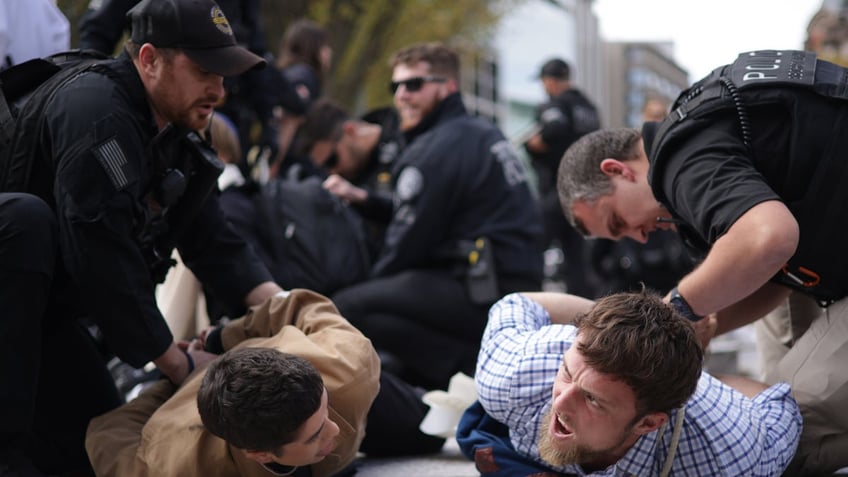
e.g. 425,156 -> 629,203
86,289 -> 380,477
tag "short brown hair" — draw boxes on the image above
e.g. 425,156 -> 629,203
390,42 -> 460,83
197,347 -> 324,453
573,290 -> 703,417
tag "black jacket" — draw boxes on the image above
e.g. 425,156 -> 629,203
530,88 -> 600,169
2,53 -> 271,366
373,93 -> 543,283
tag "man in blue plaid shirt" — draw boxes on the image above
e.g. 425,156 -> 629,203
457,291 -> 801,476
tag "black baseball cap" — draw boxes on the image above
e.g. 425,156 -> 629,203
128,0 -> 266,77
539,58 -> 570,80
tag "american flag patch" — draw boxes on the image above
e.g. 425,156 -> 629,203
93,138 -> 131,190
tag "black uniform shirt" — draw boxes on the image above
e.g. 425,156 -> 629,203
352,107 -> 401,226
645,112 -> 779,252
12,54 -> 271,367
537,88 -> 600,161
645,85 -> 848,297
359,106 -> 403,196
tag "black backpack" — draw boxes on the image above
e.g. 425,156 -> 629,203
207,176 -> 372,321
251,176 -> 372,296
221,176 -> 371,295
0,49 -> 110,190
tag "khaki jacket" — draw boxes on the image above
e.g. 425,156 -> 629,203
86,289 -> 380,477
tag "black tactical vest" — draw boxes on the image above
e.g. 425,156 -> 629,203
650,50 -> 848,304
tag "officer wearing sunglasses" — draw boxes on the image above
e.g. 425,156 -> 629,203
389,75 -> 447,94
329,42 -> 544,456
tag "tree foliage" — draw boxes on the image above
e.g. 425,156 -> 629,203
262,0 -> 523,112
57,0 -> 524,112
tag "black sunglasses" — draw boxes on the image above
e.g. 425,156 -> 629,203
389,76 -> 447,94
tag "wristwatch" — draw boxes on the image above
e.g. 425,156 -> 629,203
669,287 -> 704,322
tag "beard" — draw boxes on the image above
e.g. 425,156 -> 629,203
537,408 -> 631,468
150,72 -> 216,132
398,106 -> 423,131
396,94 -> 440,131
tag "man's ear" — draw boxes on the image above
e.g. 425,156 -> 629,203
599,158 -> 636,181
631,411 -> 668,436
443,77 -> 459,95
244,449 -> 275,464
137,44 -> 161,77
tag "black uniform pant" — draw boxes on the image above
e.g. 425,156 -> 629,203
0,193 -> 121,475
358,371 -> 446,457
332,269 -> 488,390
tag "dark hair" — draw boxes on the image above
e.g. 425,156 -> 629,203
197,347 -> 324,452
390,42 -> 460,83
573,290 -> 703,417
557,128 -> 642,229
296,97 -> 350,156
277,19 -> 329,76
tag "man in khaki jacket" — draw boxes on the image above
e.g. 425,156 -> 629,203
86,289 -> 380,477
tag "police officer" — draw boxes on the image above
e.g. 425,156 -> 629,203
329,43 -> 543,455
296,98 -> 402,257
78,0 -> 306,172
0,0 -> 282,474
524,58 -> 601,298
557,49 -> 848,476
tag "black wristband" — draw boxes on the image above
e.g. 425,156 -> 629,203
669,286 -> 704,322
183,349 -> 195,375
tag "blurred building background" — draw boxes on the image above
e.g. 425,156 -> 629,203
602,41 -> 688,127
492,0 -> 687,133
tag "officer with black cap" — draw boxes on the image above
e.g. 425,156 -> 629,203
0,0 -> 282,474
524,57 -> 601,298
78,0 -> 306,171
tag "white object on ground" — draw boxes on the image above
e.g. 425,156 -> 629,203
419,372 -> 477,438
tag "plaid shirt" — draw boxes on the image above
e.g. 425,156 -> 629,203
475,293 -> 802,477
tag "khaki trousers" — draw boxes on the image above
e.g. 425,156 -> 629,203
757,294 -> 848,476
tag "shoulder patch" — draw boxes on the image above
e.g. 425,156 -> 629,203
379,141 -> 400,165
540,107 -> 564,124
93,137 -> 132,191
396,166 -> 424,202
491,140 -> 528,187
